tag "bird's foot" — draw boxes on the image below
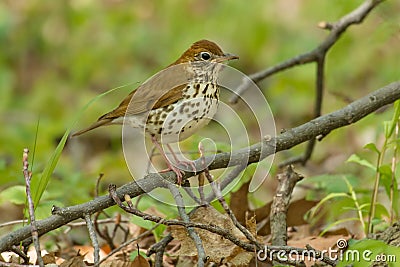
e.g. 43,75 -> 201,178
177,160 -> 197,174
159,164 -> 184,185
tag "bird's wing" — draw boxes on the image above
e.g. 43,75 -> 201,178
100,83 -> 185,120
72,64 -> 191,136
101,63 -> 191,118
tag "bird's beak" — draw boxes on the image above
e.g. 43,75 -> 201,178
215,53 -> 239,63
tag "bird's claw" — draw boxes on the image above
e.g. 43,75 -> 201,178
160,164 -> 185,185
177,160 -> 197,174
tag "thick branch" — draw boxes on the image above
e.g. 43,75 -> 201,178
229,0 -> 385,103
229,0 -> 385,166
0,81 -> 399,252
270,166 -> 303,247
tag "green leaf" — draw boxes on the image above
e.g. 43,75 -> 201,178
319,217 -> 360,236
310,192 -> 350,219
299,174 -> 359,197
379,165 -> 392,177
28,200 -> 64,220
232,164 -> 256,192
347,154 -> 376,171
0,185 -> 26,205
32,130 -> 69,209
336,239 -> 400,267
31,84 -> 130,209
364,143 -> 380,155
130,215 -> 157,230
391,178 -> 399,217
359,203 -> 371,211
136,195 -> 178,218
384,121 -> 392,139
386,100 -> 400,138
129,250 -> 148,261
379,164 -> 393,197
372,203 -> 390,219
153,224 -> 167,242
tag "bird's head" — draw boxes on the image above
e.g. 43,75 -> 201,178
174,39 -> 238,65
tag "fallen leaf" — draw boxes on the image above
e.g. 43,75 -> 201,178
170,206 -> 254,265
73,245 -> 107,264
230,181 -> 250,224
132,253 -> 150,267
59,255 -> 85,267
256,199 -> 319,235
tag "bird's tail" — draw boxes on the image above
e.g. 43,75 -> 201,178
71,118 -> 113,137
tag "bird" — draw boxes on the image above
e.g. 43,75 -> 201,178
72,40 -> 238,184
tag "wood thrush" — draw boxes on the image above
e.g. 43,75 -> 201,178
73,40 -> 238,184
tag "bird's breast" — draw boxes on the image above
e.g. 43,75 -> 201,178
143,82 -> 220,143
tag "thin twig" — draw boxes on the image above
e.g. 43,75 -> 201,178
167,183 -> 207,266
11,246 -> 29,264
94,173 -> 104,198
93,173 -> 119,250
0,220 -> 28,228
205,163 -> 247,204
199,143 -> 260,249
70,218 -> 130,227
208,178 -> 260,249
93,212 -> 115,250
146,145 -> 157,174
113,214 -> 130,243
84,214 -> 100,266
22,149 -> 44,267
270,166 -> 303,247
183,186 -> 202,205
390,121 -> 399,223
1,81 -> 400,253
197,172 -> 206,205
108,186 -> 337,266
147,234 -> 174,266
230,0 -> 385,166
230,0 -> 385,103
368,136 -> 386,234
97,222 -> 160,266
107,184 -> 255,251
62,217 -> 130,235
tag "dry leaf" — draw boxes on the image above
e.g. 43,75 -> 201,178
256,199 -> 319,235
101,253 -> 134,267
59,255 -> 85,267
170,206 -> 254,266
132,254 -> 150,267
73,245 -> 107,264
42,253 -> 56,264
246,213 -> 257,237
230,181 -> 250,224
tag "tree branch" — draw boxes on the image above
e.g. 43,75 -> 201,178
229,0 -> 385,166
270,166 -> 303,247
0,81 -> 399,253
229,0 -> 385,103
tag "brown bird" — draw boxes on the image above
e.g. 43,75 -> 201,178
73,40 -> 238,184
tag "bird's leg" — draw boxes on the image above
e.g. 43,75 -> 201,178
166,144 -> 197,174
151,136 -> 183,185
165,143 -> 180,163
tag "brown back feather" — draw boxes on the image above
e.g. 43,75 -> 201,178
173,39 -> 224,64
72,39 -> 223,136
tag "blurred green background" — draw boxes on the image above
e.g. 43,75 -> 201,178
0,0 -> 399,223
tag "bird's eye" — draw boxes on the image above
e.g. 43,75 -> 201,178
200,52 -> 211,60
